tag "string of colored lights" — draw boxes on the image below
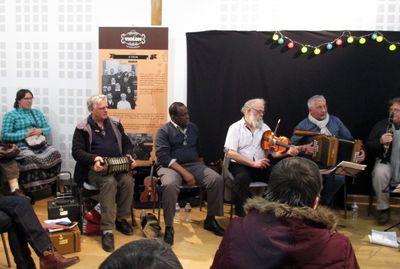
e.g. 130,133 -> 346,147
271,31 -> 399,55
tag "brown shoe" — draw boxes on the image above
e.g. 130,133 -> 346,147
39,251 -> 80,269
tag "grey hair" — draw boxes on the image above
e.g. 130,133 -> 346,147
241,98 -> 265,114
87,94 -> 107,111
307,95 -> 326,109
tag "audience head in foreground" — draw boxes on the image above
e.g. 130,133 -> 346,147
211,157 -> 359,269
99,239 -> 183,269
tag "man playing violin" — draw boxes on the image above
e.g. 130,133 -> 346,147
224,98 -> 298,217
291,95 -> 365,205
366,97 -> 400,225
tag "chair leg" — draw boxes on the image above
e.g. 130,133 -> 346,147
1,233 -> 11,268
131,207 -> 136,227
199,188 -> 203,212
343,182 -> 347,219
384,221 -> 400,231
230,202 -> 233,219
368,188 -> 374,216
157,188 -> 162,225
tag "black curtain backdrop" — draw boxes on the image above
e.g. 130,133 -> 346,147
187,31 -> 400,194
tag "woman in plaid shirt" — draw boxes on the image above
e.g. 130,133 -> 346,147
1,89 -> 61,199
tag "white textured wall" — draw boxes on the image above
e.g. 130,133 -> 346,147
0,0 -> 398,172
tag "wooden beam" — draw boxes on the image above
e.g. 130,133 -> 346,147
151,0 -> 162,25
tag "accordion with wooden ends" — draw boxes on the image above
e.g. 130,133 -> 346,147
97,156 -> 132,176
312,135 -> 362,167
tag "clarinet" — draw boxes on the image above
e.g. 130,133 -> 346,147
381,112 -> 394,163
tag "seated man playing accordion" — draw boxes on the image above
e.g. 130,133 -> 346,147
291,95 -> 365,205
72,94 -> 136,252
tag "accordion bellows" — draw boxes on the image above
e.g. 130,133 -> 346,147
312,135 -> 362,166
98,156 -> 131,175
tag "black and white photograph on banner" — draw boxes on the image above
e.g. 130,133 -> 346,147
101,60 -> 138,110
127,133 -> 153,160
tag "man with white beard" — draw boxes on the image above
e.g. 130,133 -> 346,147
224,98 -> 298,217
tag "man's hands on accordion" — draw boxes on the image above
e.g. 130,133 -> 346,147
299,143 -> 316,156
92,155 -> 136,173
126,154 -> 137,168
93,156 -> 105,172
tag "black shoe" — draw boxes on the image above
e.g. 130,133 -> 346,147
102,233 -> 115,252
204,216 -> 224,236
377,209 -> 390,225
116,219 -> 134,235
164,226 -> 174,245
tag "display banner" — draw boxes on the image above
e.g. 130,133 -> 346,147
99,27 -> 168,165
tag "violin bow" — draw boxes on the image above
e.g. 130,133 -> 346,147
273,118 -> 281,135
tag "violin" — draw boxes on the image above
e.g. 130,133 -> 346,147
140,163 -> 158,203
261,130 -> 291,152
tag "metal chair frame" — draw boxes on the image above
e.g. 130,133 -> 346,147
221,149 -> 268,219
150,164 -> 204,224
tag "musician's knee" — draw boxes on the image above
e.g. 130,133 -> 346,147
372,163 -> 391,182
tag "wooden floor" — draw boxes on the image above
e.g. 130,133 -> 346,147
1,198 -> 400,269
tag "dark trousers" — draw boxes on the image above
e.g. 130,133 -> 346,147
0,195 -> 52,269
158,162 -> 224,227
320,174 -> 345,205
229,162 -> 269,216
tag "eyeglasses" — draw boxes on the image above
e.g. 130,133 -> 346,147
251,108 -> 265,115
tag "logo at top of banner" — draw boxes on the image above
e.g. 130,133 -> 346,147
121,30 -> 146,48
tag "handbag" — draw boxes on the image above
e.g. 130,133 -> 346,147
25,134 -> 47,149
0,143 -> 20,159
24,110 -> 47,149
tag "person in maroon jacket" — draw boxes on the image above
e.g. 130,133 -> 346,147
211,156 -> 359,269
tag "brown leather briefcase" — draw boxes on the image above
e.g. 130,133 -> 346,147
48,226 -> 81,255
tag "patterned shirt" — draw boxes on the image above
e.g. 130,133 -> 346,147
1,108 -> 50,146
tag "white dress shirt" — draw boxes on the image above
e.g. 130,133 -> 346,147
224,117 -> 270,161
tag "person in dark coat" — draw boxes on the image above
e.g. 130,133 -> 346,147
211,157 -> 359,269
366,97 -> 400,225
72,94 -> 136,252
